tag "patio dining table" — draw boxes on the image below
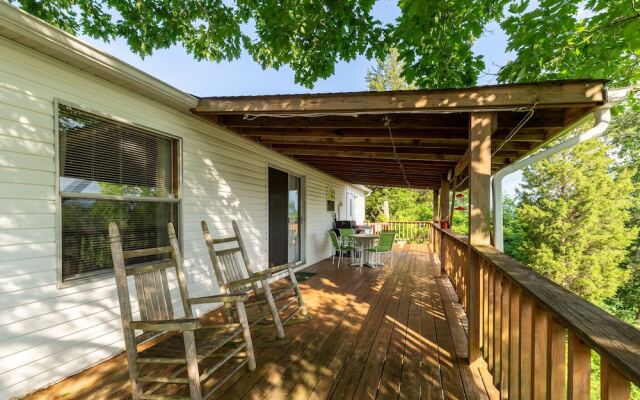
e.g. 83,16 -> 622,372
347,233 -> 380,268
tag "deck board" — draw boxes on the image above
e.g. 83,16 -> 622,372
23,243 -> 496,400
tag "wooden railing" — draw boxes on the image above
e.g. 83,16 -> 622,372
367,221 -> 431,242
431,223 -> 640,399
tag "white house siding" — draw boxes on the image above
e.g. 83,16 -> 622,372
0,36 -> 359,398
344,185 -> 366,224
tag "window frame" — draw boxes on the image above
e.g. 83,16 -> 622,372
54,99 -> 183,288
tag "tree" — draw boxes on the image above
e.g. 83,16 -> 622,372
366,48 -> 415,91
499,0 -> 640,90
365,187 -> 433,222
515,139 -> 636,304
603,107 -> 640,325
13,0 -> 639,89
502,195 -> 526,261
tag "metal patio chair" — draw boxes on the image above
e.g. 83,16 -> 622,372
201,220 -> 309,340
367,231 -> 396,267
329,230 -> 360,266
109,222 -> 255,400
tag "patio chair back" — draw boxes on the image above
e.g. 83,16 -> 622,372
338,228 -> 355,238
109,222 -> 192,324
376,232 -> 396,252
329,230 -> 341,249
201,220 -> 253,294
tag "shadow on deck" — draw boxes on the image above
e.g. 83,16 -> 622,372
24,243 -> 498,400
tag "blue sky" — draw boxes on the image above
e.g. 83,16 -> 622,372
79,1 -> 523,196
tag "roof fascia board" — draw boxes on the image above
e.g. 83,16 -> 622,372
0,1 -> 198,111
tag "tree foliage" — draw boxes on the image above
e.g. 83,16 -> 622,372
366,48 -> 415,91
14,0 -> 639,89
365,187 -> 433,222
513,139 -> 636,304
499,0 -> 640,89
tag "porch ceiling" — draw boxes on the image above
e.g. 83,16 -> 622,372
193,80 -> 607,189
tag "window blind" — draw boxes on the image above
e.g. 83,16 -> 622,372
58,105 -> 179,282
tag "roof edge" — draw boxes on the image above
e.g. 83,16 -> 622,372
0,1 -> 199,111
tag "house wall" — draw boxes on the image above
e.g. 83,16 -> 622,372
341,185 -> 367,224
0,36 -> 362,398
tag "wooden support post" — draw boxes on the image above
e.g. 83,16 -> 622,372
439,178 -> 450,269
433,189 -> 440,222
440,177 -> 450,226
467,112 -> 494,364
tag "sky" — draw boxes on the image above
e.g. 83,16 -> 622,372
79,0 -> 523,197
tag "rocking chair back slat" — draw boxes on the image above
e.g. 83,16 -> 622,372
134,268 -> 174,321
110,223 -> 176,323
201,221 -> 253,294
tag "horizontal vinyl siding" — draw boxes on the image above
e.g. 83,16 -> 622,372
0,36 -> 344,398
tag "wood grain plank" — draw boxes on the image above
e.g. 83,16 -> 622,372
547,319 -> 566,400
532,307 -> 548,400
567,332 -> 590,400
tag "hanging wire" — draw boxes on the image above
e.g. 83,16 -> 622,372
492,102 -> 538,157
383,115 -> 411,188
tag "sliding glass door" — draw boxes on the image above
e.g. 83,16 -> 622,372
288,174 -> 301,263
268,167 -> 303,267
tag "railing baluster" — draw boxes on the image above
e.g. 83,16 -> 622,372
548,318 -> 566,400
494,272 -> 503,386
500,280 -> 511,398
520,293 -> 534,400
483,258 -> 490,360
568,331 -> 590,400
509,286 -> 521,400
532,306 -> 549,400
488,265 -> 495,372
601,358 -> 631,400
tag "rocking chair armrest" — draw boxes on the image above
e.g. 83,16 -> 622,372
224,275 -> 265,288
244,262 -> 296,281
267,262 -> 296,274
129,318 -> 242,332
128,318 -> 203,331
188,293 -> 249,305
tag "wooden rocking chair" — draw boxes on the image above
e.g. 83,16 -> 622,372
201,220 -> 309,340
109,222 -> 256,400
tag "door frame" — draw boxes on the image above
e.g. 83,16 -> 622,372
266,164 -> 306,267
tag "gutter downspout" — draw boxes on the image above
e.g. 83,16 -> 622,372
492,88 -> 631,251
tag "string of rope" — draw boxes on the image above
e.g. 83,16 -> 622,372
492,102 -> 538,157
242,105 -> 535,121
384,115 -> 411,189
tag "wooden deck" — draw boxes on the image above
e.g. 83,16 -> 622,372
25,244 -> 498,400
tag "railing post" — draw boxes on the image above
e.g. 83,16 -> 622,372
467,111 -> 494,364
433,189 -> 440,223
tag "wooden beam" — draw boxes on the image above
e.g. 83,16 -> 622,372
277,149 -> 462,162
261,137 -> 533,151
194,81 -> 606,114
238,128 -> 548,141
215,112 -> 566,130
272,144 -> 467,156
467,112 -> 493,364
292,156 -> 459,166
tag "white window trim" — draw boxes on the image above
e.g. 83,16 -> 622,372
54,98 -> 183,288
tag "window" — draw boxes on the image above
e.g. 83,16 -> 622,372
57,104 -> 180,283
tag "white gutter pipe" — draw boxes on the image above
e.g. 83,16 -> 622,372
492,88 -> 631,250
